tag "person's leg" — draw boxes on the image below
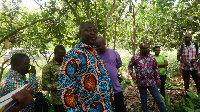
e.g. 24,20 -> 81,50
182,69 -> 190,94
191,70 -> 200,94
148,85 -> 166,112
53,104 -> 65,112
114,91 -> 126,112
160,75 -> 166,98
138,86 -> 148,112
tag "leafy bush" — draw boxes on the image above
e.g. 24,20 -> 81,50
120,76 -> 134,90
162,89 -> 200,112
116,49 -> 132,73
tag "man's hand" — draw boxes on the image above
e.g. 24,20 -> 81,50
190,59 -> 196,63
183,61 -> 190,66
131,76 -> 137,84
197,71 -> 200,76
157,81 -> 161,87
9,88 -> 33,112
29,65 -> 36,74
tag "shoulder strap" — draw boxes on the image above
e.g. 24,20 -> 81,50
180,44 -> 184,57
194,43 -> 198,55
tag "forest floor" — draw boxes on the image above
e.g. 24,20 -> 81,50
122,71 -> 197,112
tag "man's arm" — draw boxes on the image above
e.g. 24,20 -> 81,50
128,56 -> 136,83
177,46 -> 190,66
197,60 -> 200,75
153,57 -> 161,86
57,53 -> 78,111
9,88 -> 34,112
28,65 -> 37,96
42,65 -> 53,91
177,46 -> 183,62
115,51 -> 122,69
157,60 -> 168,68
191,48 -> 200,63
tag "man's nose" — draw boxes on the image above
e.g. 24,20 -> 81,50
90,31 -> 95,34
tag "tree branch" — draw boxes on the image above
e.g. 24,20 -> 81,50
33,0 -> 44,10
117,1 -> 128,21
133,0 -> 144,17
64,0 -> 80,25
106,0 -> 116,20
103,0 -> 116,40
85,0 -> 91,21
0,17 -> 53,44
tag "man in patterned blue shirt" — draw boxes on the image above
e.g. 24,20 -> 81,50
57,22 -> 114,112
0,53 -> 37,112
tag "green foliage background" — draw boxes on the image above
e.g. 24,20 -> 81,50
0,0 -> 200,111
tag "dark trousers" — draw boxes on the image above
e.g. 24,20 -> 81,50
182,69 -> 200,94
160,75 -> 166,98
53,104 -> 65,112
138,85 -> 166,112
114,91 -> 126,112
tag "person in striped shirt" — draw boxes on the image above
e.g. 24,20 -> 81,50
177,34 -> 200,95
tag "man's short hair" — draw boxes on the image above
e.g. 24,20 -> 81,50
140,42 -> 148,49
11,53 -> 29,67
153,46 -> 160,51
96,36 -> 106,44
79,22 -> 94,32
54,45 -> 66,53
184,34 -> 191,38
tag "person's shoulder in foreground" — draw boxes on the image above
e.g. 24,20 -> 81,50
0,53 -> 37,112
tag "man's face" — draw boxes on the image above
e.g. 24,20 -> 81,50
19,57 -> 30,75
141,44 -> 150,56
184,35 -> 192,43
54,49 -> 66,64
79,24 -> 97,46
154,48 -> 160,55
95,39 -> 106,54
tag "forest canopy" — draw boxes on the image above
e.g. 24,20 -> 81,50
0,0 -> 199,53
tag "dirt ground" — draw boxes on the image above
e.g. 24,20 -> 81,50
122,72 -> 197,112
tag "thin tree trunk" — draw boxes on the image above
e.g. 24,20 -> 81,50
103,0 -> 116,46
114,23 -> 117,50
132,11 -> 136,55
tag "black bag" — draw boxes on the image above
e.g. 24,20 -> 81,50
35,92 -> 51,112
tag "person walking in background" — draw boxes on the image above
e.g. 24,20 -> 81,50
95,36 -> 126,112
42,45 -> 66,112
153,46 -> 168,98
57,22 -> 114,111
177,34 -> 200,95
128,43 -> 166,112
0,53 -> 37,112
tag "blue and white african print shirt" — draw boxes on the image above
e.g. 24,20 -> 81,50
57,42 -> 114,112
0,69 -> 37,112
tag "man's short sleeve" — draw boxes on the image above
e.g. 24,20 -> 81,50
115,51 -> 122,68
177,45 -> 181,56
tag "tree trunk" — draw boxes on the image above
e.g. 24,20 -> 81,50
132,9 -> 136,55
